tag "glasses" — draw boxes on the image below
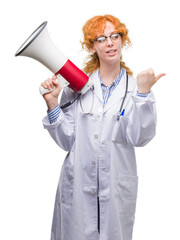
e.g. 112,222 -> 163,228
94,32 -> 122,44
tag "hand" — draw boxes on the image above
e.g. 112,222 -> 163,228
137,68 -> 166,93
41,75 -> 62,111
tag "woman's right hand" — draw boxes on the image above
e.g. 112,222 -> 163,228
41,75 -> 62,111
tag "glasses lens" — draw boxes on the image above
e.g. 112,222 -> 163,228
95,36 -> 106,43
110,33 -> 120,40
94,33 -> 122,43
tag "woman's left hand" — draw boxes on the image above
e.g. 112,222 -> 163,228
137,68 -> 166,93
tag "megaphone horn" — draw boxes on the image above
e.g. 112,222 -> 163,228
15,21 -> 92,95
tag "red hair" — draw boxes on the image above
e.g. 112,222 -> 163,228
81,14 -> 133,75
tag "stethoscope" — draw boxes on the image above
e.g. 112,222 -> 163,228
117,71 -> 128,120
60,72 -> 129,121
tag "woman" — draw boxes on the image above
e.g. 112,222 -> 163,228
42,15 -> 165,240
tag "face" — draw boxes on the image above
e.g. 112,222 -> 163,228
91,21 -> 123,65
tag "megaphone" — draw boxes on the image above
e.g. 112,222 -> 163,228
15,21 -> 92,95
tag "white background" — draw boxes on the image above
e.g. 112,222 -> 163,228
1,0 -> 179,239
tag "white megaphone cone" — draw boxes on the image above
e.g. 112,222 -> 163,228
15,21 -> 92,95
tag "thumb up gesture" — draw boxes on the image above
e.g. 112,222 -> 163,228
137,68 -> 166,93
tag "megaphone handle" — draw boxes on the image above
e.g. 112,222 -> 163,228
57,74 -> 69,88
39,74 -> 69,95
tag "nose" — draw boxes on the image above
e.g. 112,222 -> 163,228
106,37 -> 113,46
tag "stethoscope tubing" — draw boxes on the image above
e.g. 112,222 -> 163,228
60,71 -> 129,119
117,72 -> 128,120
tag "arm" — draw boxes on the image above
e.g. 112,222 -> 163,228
127,68 -> 165,146
125,91 -> 157,147
41,76 -> 76,151
113,69 -> 165,147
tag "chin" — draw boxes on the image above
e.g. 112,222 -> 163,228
106,57 -> 120,65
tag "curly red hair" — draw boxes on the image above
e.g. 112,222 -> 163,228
81,14 -> 133,76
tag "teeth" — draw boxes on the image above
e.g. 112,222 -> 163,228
107,50 -> 116,53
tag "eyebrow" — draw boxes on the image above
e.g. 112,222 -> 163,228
96,31 -> 118,38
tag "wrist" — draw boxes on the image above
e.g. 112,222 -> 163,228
48,105 -> 61,124
46,100 -> 59,111
138,88 -> 151,94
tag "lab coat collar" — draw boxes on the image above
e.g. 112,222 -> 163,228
91,69 -> 103,103
91,68 -> 136,113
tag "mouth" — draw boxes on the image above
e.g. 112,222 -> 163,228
106,49 -> 117,53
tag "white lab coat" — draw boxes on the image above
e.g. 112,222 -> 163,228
43,69 -> 157,240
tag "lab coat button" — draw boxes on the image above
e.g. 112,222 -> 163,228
94,134 -> 98,139
91,161 -> 96,166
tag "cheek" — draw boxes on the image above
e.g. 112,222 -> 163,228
118,40 -> 123,49
117,43 -> 123,54
95,47 -> 105,57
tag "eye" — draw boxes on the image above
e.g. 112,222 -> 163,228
95,36 -> 106,43
111,33 -> 120,40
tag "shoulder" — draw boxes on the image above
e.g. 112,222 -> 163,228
125,73 -> 137,92
88,69 -> 99,83
128,74 -> 137,84
61,86 -> 78,105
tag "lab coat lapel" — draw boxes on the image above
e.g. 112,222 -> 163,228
103,72 -> 126,113
103,73 -> 137,113
90,69 -> 137,113
91,69 -> 103,103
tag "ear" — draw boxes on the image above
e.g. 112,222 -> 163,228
90,44 -> 96,54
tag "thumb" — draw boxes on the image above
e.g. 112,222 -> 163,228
155,73 -> 166,82
52,75 -> 59,86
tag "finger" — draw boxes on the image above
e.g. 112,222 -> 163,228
52,77 -> 60,87
48,79 -> 54,89
148,68 -> 155,74
52,78 -> 58,85
42,79 -> 50,89
44,78 -> 53,90
41,82 -> 48,89
155,73 -> 166,82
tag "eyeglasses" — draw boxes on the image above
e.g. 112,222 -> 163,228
94,32 -> 122,44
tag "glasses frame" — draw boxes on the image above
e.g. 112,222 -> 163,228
94,32 -> 123,43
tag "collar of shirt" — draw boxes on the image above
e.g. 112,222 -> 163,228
98,67 -> 125,105
98,67 -> 124,88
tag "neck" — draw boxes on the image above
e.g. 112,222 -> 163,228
99,61 -> 121,87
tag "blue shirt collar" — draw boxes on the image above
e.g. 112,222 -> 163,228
98,67 -> 125,88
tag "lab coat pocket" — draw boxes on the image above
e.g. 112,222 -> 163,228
61,165 -> 74,205
112,116 -> 128,144
115,175 -> 138,214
